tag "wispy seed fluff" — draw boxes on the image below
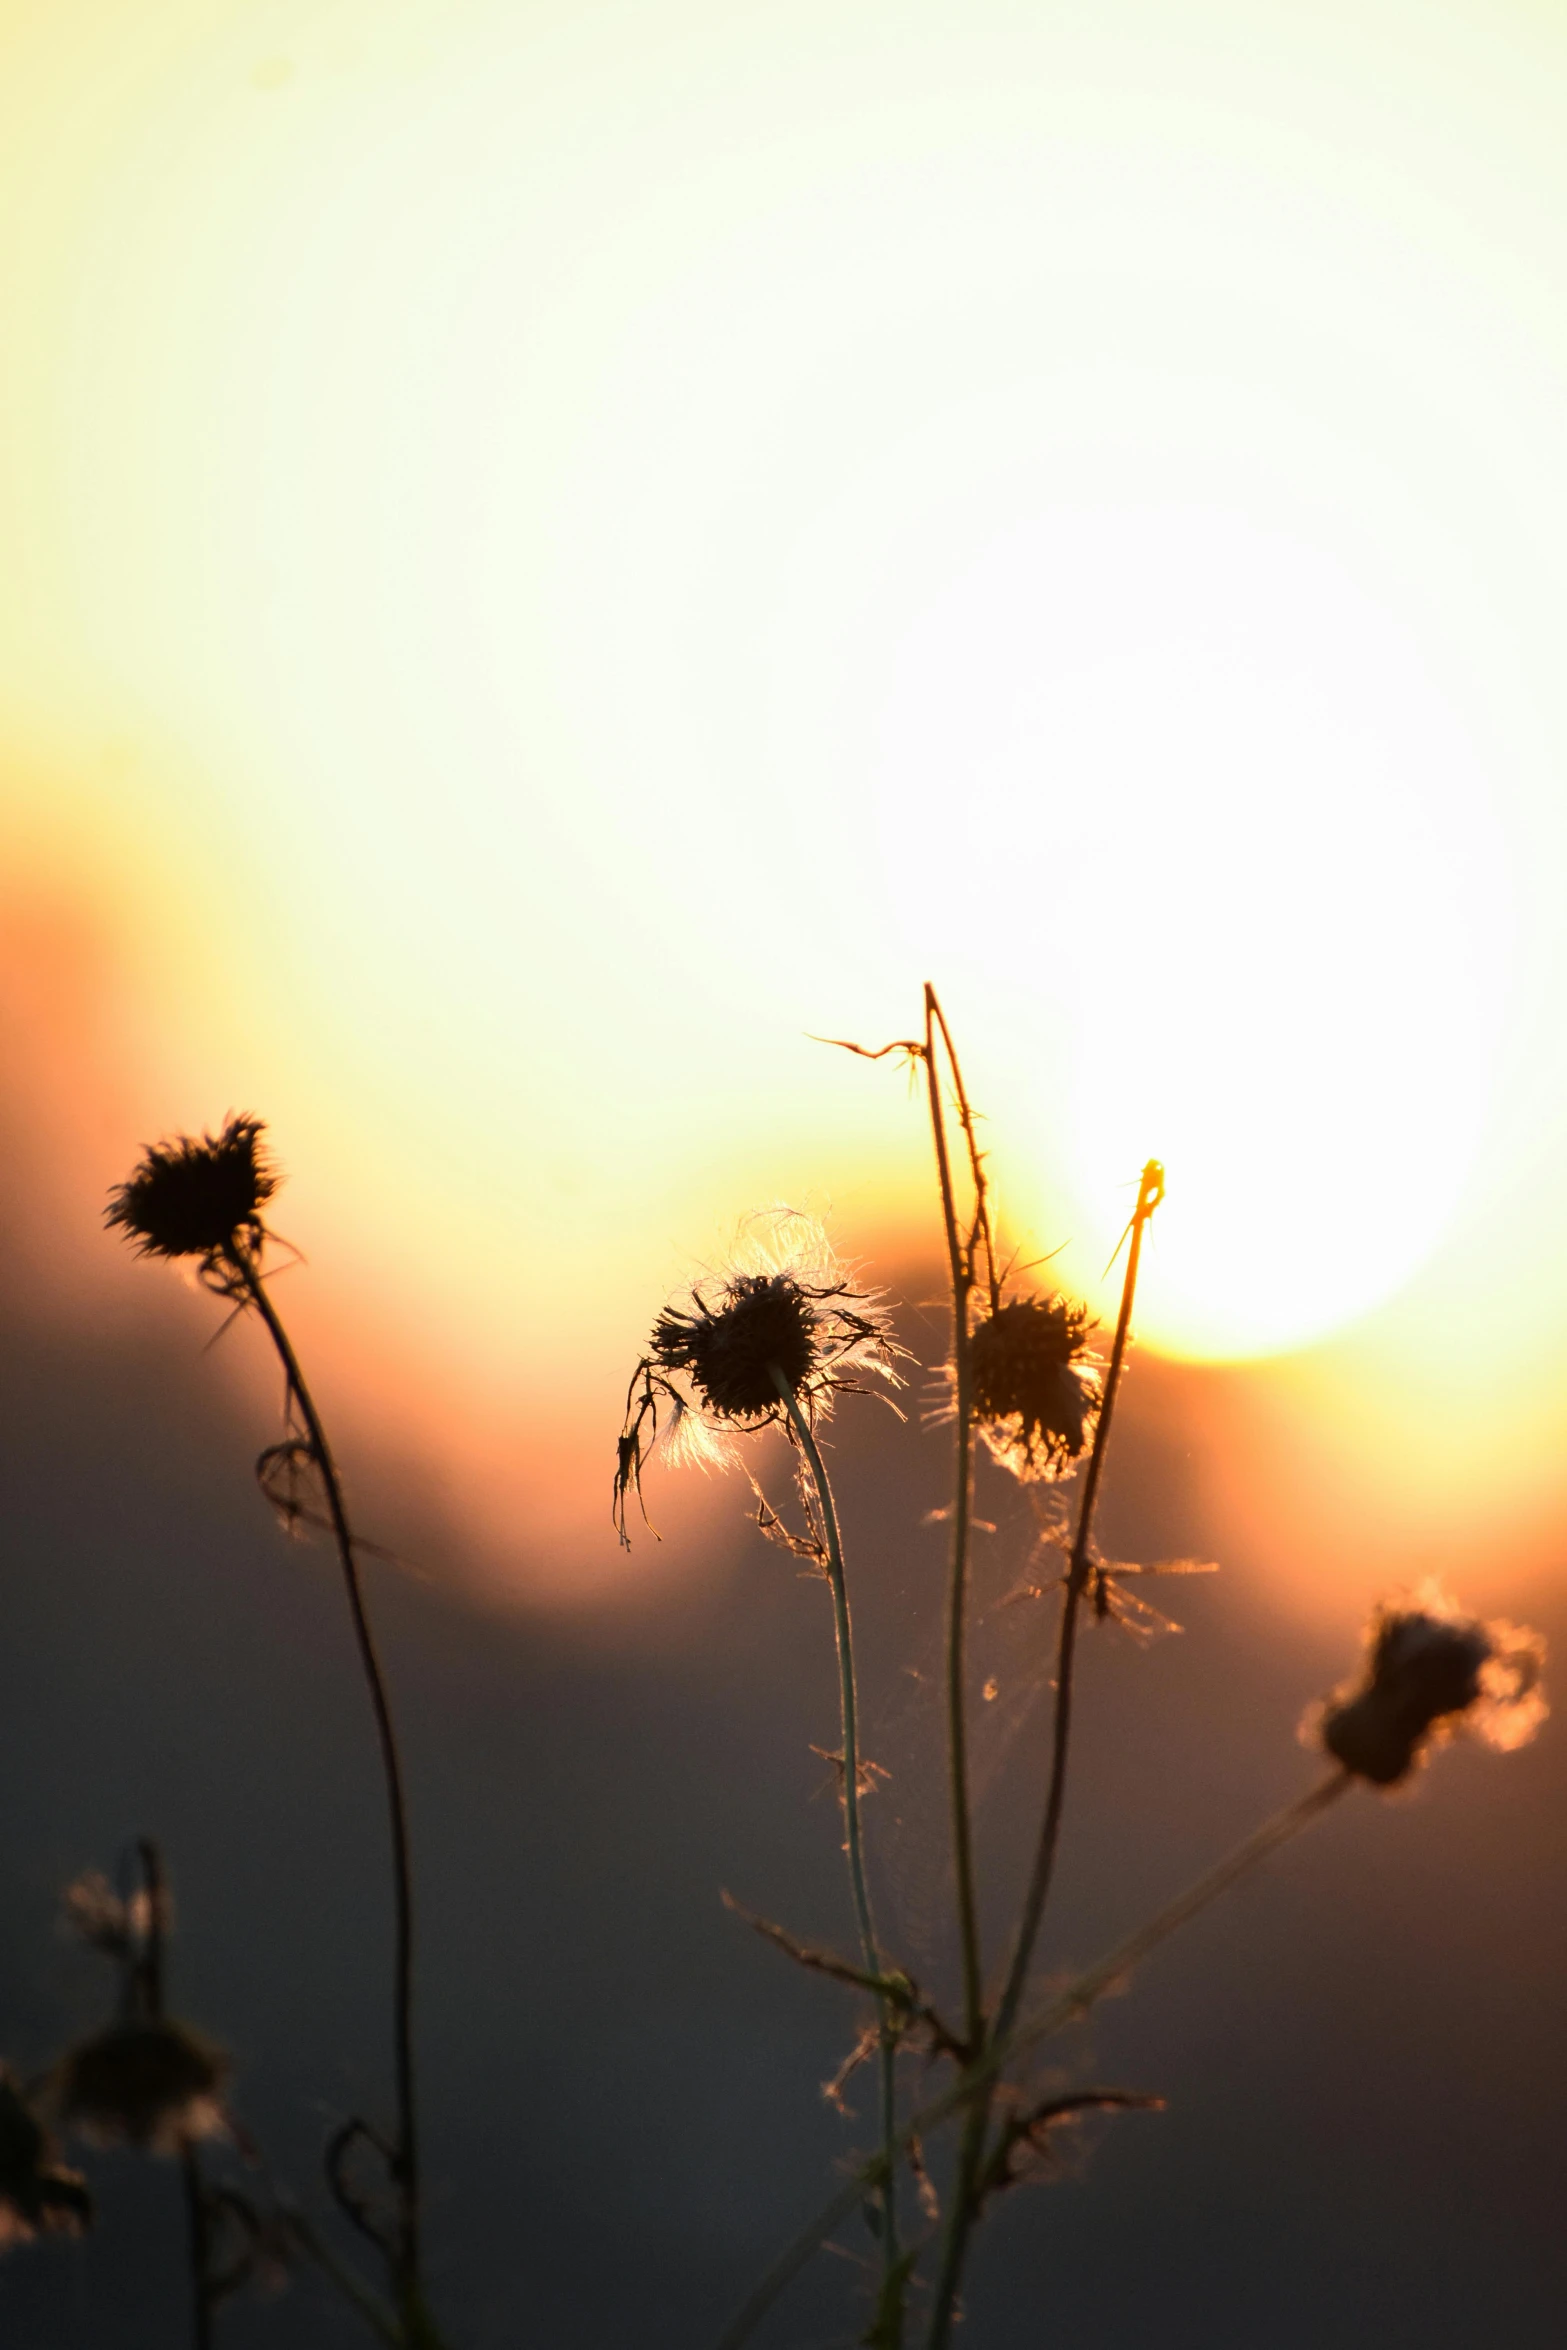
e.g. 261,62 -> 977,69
967,1294 -> 1101,1482
1316,1592 -> 1546,1787
615,1210 -> 899,1541
0,2071 -> 90,2250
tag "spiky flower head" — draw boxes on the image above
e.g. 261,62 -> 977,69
1317,1591 -> 1546,1787
0,2070 -> 90,2250
968,1293 -> 1101,1482
615,1209 -> 899,1542
55,2020 -> 227,2156
106,1115 -> 277,1266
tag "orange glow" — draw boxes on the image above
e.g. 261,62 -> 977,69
4,2 -> 1567,1601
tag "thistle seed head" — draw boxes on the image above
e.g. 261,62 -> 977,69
56,2020 -> 227,2155
106,1115 -> 277,1264
0,2070 -> 90,2250
652,1272 -> 822,1421
1318,1594 -> 1547,1786
968,1294 -> 1101,1482
615,1209 -> 899,1542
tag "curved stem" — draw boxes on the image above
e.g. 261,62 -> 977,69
134,1837 -> 167,2021
916,985 -> 998,2350
922,986 -> 984,2053
771,1372 -> 902,2325
995,1158 -> 1166,2041
181,2145 -> 213,2350
136,1843 -> 208,2350
224,1243 -> 421,2315
718,1769 -> 1351,2350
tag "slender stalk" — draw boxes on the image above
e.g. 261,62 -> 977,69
772,1371 -> 902,2324
717,1769 -> 1351,2350
922,986 -> 985,2054
281,2209 -> 404,2348
134,1836 -> 167,2020
222,1242 -> 421,2319
134,1842 -> 210,2350
996,1157 -> 1166,2039
181,2147 -> 214,2350
915,987 -> 1015,2350
923,1159 -> 1165,2350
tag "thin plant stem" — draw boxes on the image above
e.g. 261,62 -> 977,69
914,987 -> 1011,2350
281,2209 -> 404,2348
135,1842 -> 210,2350
222,1241 -> 421,2320
181,2146 -> 213,2350
997,1156 -> 1166,2039
716,1769 -> 1351,2350
924,1158 -> 1165,2350
922,985 -> 987,2054
772,1371 -> 902,2319
134,1836 -> 167,2020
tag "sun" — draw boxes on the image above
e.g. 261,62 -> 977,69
765,448 -> 1515,1359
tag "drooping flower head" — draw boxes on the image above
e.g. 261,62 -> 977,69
1316,1590 -> 1546,1787
106,1115 -> 278,1268
615,1209 -> 899,1542
0,2070 -> 90,2250
968,1293 -> 1101,1482
55,2021 -> 228,2156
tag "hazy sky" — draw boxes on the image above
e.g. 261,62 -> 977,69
4,0 -> 1567,1595
1,14 -> 1565,2342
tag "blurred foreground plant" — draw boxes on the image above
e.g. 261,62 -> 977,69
35,1838 -> 407,2348
617,984 -> 1547,2349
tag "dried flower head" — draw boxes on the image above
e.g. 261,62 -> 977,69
106,1115 -> 277,1265
615,1210 -> 899,1542
1317,1592 -> 1547,1787
62,1871 -> 166,1962
56,2020 -> 228,2155
0,2070 -> 90,2250
968,1294 -> 1101,1481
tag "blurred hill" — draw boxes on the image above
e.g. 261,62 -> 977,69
0,1151 -> 1563,2347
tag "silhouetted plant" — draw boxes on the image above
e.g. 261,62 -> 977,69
614,984 -> 1548,2350
617,1208 -> 911,2305
108,1120 -> 440,2346
50,1838 -> 407,2347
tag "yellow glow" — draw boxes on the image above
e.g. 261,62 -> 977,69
5,0 -> 1567,1581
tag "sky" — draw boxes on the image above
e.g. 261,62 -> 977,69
2,8 -> 1566,2344
4,0 -> 1567,1603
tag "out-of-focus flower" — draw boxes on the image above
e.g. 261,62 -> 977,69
614,1210 -> 899,1541
106,1116 -> 277,1264
56,2021 -> 228,2155
61,1872 -> 164,1962
0,2070 -> 90,2249
968,1294 -> 1101,1482
1317,1592 -> 1547,1786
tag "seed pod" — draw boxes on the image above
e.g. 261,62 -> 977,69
968,1295 -> 1101,1483
1319,1599 -> 1546,1786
